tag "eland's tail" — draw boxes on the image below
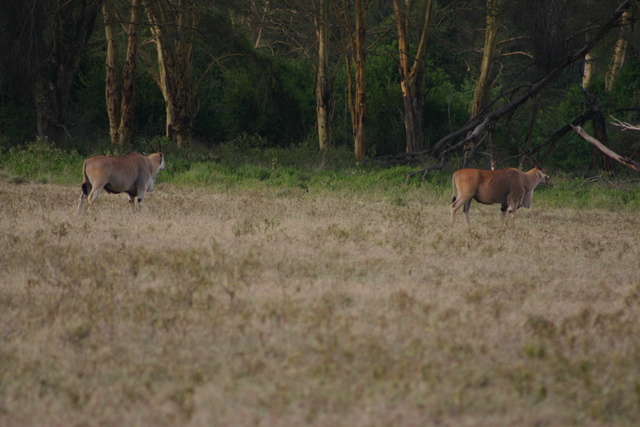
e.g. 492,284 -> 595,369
451,174 -> 457,204
80,160 -> 90,195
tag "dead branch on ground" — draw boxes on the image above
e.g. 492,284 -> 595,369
571,176 -> 621,190
571,125 -> 640,173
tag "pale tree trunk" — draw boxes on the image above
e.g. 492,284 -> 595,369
103,0 -> 140,147
470,0 -> 502,118
313,0 -> 332,150
144,0 -> 195,148
466,0 -> 502,167
582,51 -> 595,88
393,0 -> 434,154
605,10 -> 630,92
103,3 -> 122,145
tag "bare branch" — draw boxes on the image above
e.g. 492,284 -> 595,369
405,163 -> 444,182
610,116 -> 640,132
496,51 -> 535,59
572,125 -> 640,173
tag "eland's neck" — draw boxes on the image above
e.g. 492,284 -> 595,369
524,168 -> 542,189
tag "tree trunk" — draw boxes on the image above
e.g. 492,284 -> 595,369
314,0 -> 332,150
32,0 -> 100,145
103,0 -> 141,147
118,0 -> 141,147
103,2 -> 122,145
336,0 -> 369,160
470,0 -> 502,118
605,10 -> 630,92
144,0 -> 195,148
582,51 -> 595,88
33,77 -> 58,143
353,0 -> 367,161
592,110 -> 614,174
466,0 -> 501,165
582,89 -> 615,174
394,0 -> 433,154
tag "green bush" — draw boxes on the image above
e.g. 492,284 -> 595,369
0,140 -> 84,184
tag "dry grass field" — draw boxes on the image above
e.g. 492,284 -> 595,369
1,178 -> 639,426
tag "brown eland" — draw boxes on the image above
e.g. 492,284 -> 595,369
77,142 -> 165,213
450,167 -> 549,225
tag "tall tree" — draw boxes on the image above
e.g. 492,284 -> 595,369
143,0 -> 197,147
469,0 -> 502,119
233,0 -> 339,150
468,0 -> 503,168
605,10 -> 631,92
0,0 -> 101,145
352,0 -> 368,161
335,0 -> 372,161
103,0 -> 141,147
393,0 -> 434,153
313,0 -> 334,150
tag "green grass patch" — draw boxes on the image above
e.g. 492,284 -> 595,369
537,175 -> 640,210
2,139 -> 640,209
0,140 -> 84,184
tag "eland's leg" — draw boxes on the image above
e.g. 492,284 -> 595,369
509,208 -> 516,226
451,198 -> 463,224
500,204 -> 508,225
77,192 -> 87,214
452,197 -> 472,226
77,182 -> 92,214
462,201 -> 472,226
85,187 -> 104,211
128,194 -> 137,211
134,186 -> 147,212
501,198 -> 520,226
505,200 -> 518,226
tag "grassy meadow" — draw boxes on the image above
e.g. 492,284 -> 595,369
1,144 -> 640,426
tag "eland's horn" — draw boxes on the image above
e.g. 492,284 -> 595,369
146,138 -> 157,153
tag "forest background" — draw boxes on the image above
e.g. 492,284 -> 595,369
0,0 -> 639,173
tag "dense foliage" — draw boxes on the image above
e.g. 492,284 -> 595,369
0,0 -> 639,172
